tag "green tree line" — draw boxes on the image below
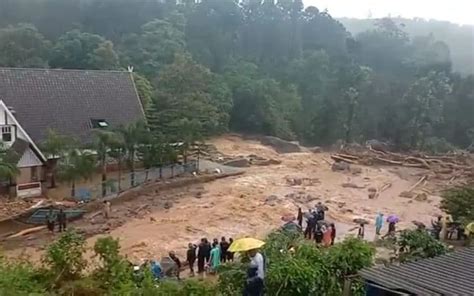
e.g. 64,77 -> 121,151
1,0 -> 473,150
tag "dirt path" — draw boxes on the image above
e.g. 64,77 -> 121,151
2,135 -> 444,263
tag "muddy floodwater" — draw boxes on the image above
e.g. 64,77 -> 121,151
3,135 -> 443,263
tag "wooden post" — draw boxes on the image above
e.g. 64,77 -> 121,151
343,277 -> 352,296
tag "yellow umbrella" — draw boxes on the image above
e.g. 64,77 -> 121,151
228,238 -> 265,252
465,222 -> 474,236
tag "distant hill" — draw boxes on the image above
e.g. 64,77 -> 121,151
339,18 -> 474,75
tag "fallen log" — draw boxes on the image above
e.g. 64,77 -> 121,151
331,155 -> 357,164
322,158 -> 332,166
89,211 -> 102,219
380,182 -> 392,193
404,157 -> 430,169
369,146 -> 386,155
408,175 -> 427,192
435,168 -> 454,174
8,225 -> 46,239
335,153 -> 360,160
375,157 -> 402,165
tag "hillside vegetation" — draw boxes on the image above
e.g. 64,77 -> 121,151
0,0 -> 473,151
340,17 -> 474,76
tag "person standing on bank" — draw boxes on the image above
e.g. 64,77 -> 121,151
46,208 -> 55,233
220,237 -> 230,263
375,213 -> 384,236
186,243 -> 197,276
57,208 -> 67,232
297,207 -> 303,228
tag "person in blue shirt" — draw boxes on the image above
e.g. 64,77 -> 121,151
150,260 -> 162,280
375,213 -> 384,235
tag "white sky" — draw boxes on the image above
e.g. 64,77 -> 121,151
306,0 -> 473,25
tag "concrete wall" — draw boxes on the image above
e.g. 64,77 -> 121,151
16,166 -> 43,184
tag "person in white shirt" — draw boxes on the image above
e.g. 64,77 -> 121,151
248,249 -> 265,279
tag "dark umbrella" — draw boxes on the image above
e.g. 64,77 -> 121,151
353,218 -> 369,225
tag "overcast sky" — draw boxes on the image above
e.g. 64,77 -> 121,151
306,0 -> 473,25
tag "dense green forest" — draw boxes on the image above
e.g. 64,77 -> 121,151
340,17 -> 474,76
1,0 -> 473,151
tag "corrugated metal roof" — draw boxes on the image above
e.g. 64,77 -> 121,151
359,248 -> 474,295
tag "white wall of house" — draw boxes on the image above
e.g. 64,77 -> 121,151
0,102 -> 30,148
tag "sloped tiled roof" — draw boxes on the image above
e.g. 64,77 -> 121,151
359,248 -> 474,295
0,68 -> 145,144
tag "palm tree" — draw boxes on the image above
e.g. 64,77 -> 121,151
57,150 -> 96,197
108,134 -> 125,192
93,130 -> 121,197
137,134 -> 164,182
40,129 -> 74,188
0,142 -> 19,182
117,121 -> 146,187
172,118 -> 202,164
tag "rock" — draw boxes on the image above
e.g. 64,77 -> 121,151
332,161 -> 350,171
365,139 -> 392,152
351,167 -> 363,175
260,136 -> 302,153
150,217 -> 157,222
264,195 -> 280,206
223,158 -> 250,167
414,193 -> 428,202
368,187 -> 378,199
399,191 -> 415,198
252,159 -> 282,166
195,192 -> 203,199
337,202 -> 346,208
342,208 -> 354,214
164,201 -> 173,209
287,178 -> 303,186
309,146 -> 322,153
341,183 -> 365,189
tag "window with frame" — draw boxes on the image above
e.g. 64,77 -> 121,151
1,126 -> 12,142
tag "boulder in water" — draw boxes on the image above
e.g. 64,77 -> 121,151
223,158 -> 250,167
260,136 -> 301,153
332,161 -> 350,171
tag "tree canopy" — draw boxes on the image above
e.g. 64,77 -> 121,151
0,0 -> 472,150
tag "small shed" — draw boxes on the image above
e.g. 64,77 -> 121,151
359,248 -> 474,295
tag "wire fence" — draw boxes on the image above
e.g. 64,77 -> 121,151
74,161 -> 198,202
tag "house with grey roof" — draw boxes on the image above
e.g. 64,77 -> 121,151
359,247 -> 474,295
0,68 -> 145,198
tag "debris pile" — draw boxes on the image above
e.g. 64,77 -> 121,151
330,145 -> 473,186
195,143 -> 281,168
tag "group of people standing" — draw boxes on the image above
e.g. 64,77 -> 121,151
46,208 -> 67,233
186,237 -> 234,276
298,203 -> 336,246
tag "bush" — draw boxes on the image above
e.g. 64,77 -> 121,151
42,230 -> 87,283
92,237 -> 135,294
327,237 -> 375,279
422,137 -> 455,154
441,186 -> 474,224
397,229 -> 448,262
152,279 -> 218,296
0,256 -> 47,295
260,231 -> 374,296
217,263 -> 247,296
